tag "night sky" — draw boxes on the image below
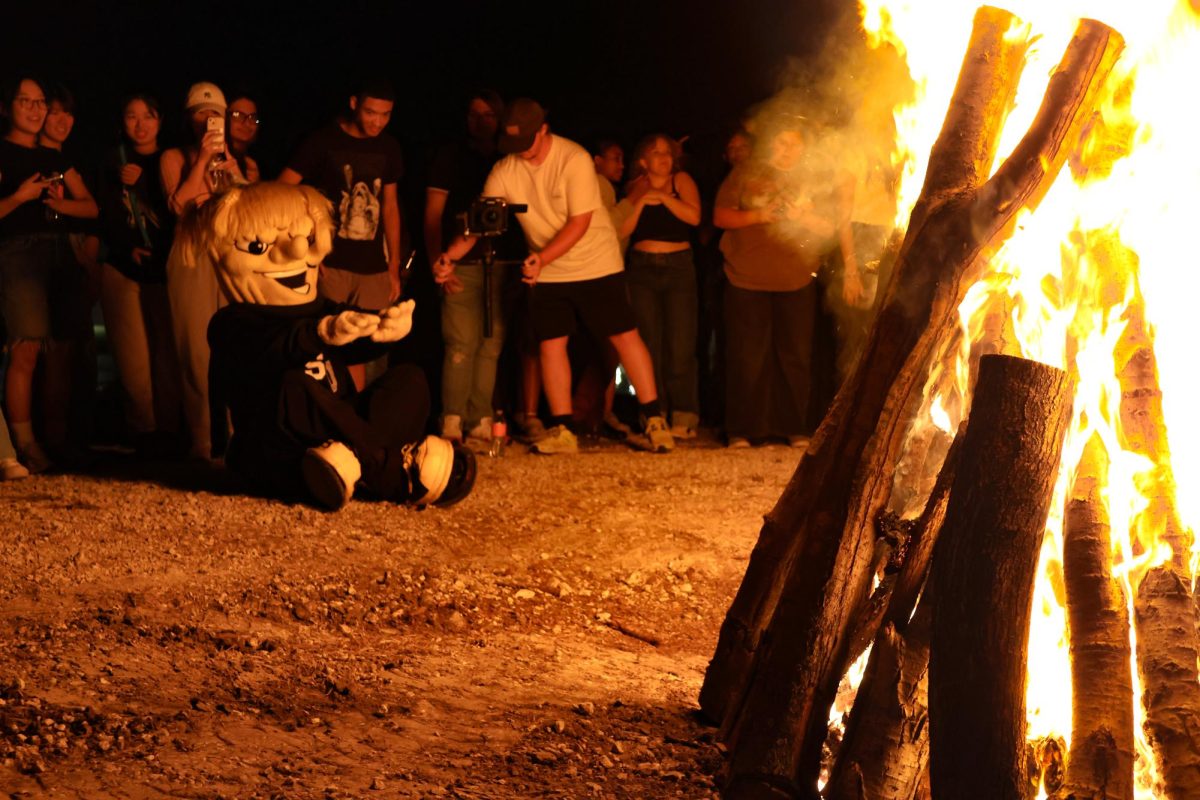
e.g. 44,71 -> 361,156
3,0 -> 845,177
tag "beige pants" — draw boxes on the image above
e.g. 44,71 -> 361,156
166,243 -> 224,458
99,264 -> 181,435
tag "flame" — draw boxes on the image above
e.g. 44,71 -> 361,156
853,1 -> 1200,797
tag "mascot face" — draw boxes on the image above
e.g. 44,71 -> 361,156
204,183 -> 335,306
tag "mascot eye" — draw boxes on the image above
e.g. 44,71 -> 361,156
236,239 -> 272,255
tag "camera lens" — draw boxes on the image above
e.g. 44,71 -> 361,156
482,209 -> 501,227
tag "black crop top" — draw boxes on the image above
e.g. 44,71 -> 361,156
630,175 -> 692,244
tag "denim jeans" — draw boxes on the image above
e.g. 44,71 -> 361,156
626,249 -> 699,422
441,262 -> 508,425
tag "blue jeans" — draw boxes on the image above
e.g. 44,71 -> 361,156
626,249 -> 699,422
441,262 -> 507,425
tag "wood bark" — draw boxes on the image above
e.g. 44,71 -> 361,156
1055,434 -> 1134,800
1134,566 -> 1200,800
928,354 -> 1074,800
711,12 -> 1123,799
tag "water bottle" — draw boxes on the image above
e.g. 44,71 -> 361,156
489,411 -> 507,458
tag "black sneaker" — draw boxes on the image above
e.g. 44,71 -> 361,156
403,436 -> 477,507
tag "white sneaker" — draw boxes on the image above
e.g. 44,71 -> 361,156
301,441 -> 361,511
466,416 -> 492,441
441,414 -> 463,442
531,425 -> 578,455
1,457 -> 30,481
644,416 -> 675,453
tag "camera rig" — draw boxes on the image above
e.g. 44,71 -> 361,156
455,196 -> 527,337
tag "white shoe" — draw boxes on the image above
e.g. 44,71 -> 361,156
441,414 -> 463,442
301,441 -> 362,511
1,457 -> 30,481
466,416 -> 492,441
644,416 -> 675,453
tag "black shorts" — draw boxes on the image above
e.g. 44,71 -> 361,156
530,272 -> 638,342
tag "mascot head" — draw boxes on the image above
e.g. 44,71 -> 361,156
183,182 -> 334,306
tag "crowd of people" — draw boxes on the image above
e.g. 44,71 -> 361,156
0,73 -> 897,484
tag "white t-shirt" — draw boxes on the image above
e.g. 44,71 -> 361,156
483,135 -> 623,283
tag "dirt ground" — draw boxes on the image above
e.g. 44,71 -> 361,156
0,432 -> 801,799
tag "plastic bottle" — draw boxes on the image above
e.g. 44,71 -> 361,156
489,411 -> 507,458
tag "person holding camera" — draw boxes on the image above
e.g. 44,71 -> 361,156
90,93 -> 182,454
0,75 -> 98,472
424,90 -> 520,444
435,98 -> 674,455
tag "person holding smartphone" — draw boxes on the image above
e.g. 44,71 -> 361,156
0,75 -> 98,472
160,82 -> 247,460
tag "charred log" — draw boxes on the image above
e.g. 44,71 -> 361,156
928,354 -> 1074,800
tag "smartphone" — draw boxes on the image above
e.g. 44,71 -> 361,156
206,115 -> 225,149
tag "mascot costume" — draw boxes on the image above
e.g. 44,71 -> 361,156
188,182 -> 475,510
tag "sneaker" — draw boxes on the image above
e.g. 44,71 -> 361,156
727,436 -> 751,449
466,416 -> 492,442
0,457 -> 30,481
514,413 -> 547,442
301,441 -> 362,511
531,424 -> 579,455
670,412 -> 699,439
788,435 -> 811,449
403,436 -> 477,507
603,411 -> 633,440
644,416 -> 675,453
669,424 -> 697,439
441,414 -> 463,443
17,442 -> 53,474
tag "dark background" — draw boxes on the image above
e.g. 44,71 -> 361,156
2,0 -> 847,177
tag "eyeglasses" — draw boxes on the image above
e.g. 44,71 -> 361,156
14,97 -> 47,109
230,110 -> 260,126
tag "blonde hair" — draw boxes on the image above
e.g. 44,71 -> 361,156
176,182 -> 334,269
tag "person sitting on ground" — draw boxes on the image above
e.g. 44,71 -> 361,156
187,181 -> 475,510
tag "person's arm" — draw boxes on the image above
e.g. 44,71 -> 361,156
521,211 -> 592,285
277,167 -> 302,185
423,187 -> 449,265
46,167 -> 99,218
617,176 -> 649,240
382,182 -> 402,302
659,172 -> 702,226
0,172 -> 48,221
713,203 -> 773,230
243,155 -> 260,184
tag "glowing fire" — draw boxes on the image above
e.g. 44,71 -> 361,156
858,1 -> 1200,797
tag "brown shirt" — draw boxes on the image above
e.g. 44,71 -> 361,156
716,164 -> 824,292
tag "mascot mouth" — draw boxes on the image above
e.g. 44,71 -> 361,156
259,267 -> 314,294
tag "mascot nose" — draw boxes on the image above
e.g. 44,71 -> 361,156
272,235 -> 310,263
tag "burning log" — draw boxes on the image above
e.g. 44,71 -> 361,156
928,354 -> 1074,800
1055,434 -> 1134,800
707,8 -> 1123,798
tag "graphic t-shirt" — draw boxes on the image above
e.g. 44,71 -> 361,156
482,135 -> 622,283
0,139 -> 72,240
287,123 -> 405,275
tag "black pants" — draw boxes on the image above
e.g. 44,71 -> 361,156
232,363 -> 430,502
723,282 -> 818,440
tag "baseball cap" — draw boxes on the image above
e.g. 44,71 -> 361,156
497,98 -> 546,155
185,82 -> 227,115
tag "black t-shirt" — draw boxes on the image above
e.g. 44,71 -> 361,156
427,140 -> 524,261
97,146 -> 171,282
0,139 -> 71,240
287,123 -> 405,275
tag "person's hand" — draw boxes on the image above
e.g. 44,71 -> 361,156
13,173 -> 48,204
120,163 -> 143,187
318,310 -> 381,346
757,199 -> 785,224
432,253 -> 455,283
199,129 -> 225,161
373,299 -> 416,342
131,247 -> 153,266
842,259 -> 865,307
522,252 -> 543,286
642,188 -> 665,206
625,175 -> 651,203
441,274 -> 464,295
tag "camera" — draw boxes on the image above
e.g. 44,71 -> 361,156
459,196 -> 526,237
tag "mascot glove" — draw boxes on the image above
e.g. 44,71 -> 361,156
318,310 -> 382,346
372,299 -> 416,342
